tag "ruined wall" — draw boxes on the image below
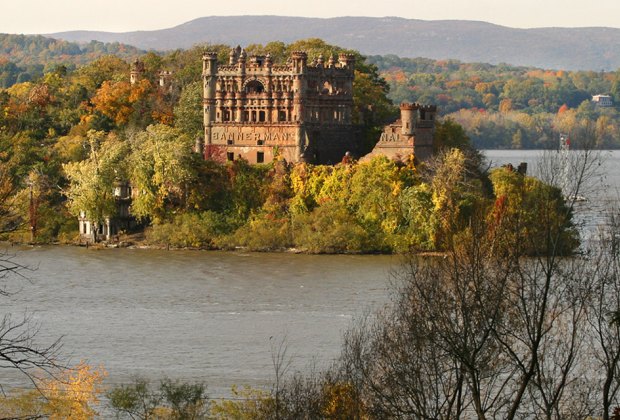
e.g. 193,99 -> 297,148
201,48 -> 356,164
364,103 -> 437,163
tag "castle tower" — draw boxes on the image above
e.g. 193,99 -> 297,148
338,54 -> 356,96
291,51 -> 307,74
400,102 -> 418,136
201,52 -> 218,155
291,52 -> 308,160
238,49 -> 247,75
130,59 -> 145,85
337,53 -> 356,70
414,105 -> 437,161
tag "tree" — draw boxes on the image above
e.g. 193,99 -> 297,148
589,208 -> 620,420
173,80 -> 203,141
0,252 -> 63,387
0,362 -> 107,419
63,130 -> 129,241
107,377 -> 208,419
128,124 -> 194,223
307,142 -> 606,419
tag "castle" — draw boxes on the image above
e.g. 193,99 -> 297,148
197,47 -> 437,164
78,53 -> 437,242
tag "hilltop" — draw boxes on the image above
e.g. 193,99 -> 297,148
48,16 -> 620,71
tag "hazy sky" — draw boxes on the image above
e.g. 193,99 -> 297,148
5,0 -> 620,34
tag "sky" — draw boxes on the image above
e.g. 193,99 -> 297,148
4,0 -> 620,34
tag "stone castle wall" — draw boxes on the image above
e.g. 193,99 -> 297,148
199,47 -> 437,165
200,47 -> 357,164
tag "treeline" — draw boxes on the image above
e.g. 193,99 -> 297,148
0,39 -> 398,248
0,34 -> 144,88
368,55 -> 620,148
3,33 -> 620,148
0,36 -> 579,250
63,125 -> 576,254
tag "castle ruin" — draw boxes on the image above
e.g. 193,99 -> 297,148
198,47 -> 358,164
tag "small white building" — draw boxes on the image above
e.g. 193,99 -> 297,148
592,94 -> 613,107
78,181 -> 134,243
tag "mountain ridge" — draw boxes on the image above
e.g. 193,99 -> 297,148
45,16 -> 620,71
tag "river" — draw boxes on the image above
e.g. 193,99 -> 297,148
3,149 -> 620,399
2,246 -> 398,397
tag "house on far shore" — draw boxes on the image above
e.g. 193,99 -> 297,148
592,94 -> 613,107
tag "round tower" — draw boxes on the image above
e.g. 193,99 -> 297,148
400,102 -> 418,136
238,49 -> 247,75
201,52 -> 218,154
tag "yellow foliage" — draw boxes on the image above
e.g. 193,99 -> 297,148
210,385 -> 274,419
321,382 -> 367,419
0,362 -> 107,419
42,361 -> 107,419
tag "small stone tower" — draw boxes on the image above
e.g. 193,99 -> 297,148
400,103 -> 417,136
130,59 -> 145,85
363,102 -> 437,163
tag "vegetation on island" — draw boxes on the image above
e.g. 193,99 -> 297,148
0,36 -> 582,252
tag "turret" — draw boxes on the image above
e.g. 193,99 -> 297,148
201,52 -> 219,154
291,51 -> 308,74
327,55 -> 335,68
202,52 -> 218,76
338,53 -> 356,71
413,104 -> 438,162
418,104 -> 437,123
317,54 -> 324,68
400,103 -> 418,136
238,49 -> 247,74
130,59 -> 145,85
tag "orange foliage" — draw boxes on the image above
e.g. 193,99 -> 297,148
91,79 -> 152,126
558,104 -> 569,114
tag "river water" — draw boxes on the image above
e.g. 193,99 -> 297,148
3,149 -> 620,399
2,246 -> 398,397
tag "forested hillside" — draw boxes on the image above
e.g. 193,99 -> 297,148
369,55 -> 620,148
0,34 -> 143,87
2,33 -> 620,149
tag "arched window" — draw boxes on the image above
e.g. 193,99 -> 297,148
321,81 -> 332,94
245,80 -> 265,94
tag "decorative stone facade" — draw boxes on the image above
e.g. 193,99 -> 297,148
199,47 -> 357,164
199,47 -> 438,165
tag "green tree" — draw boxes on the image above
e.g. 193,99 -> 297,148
63,130 -> 128,241
174,80 -> 203,141
128,124 -> 194,223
